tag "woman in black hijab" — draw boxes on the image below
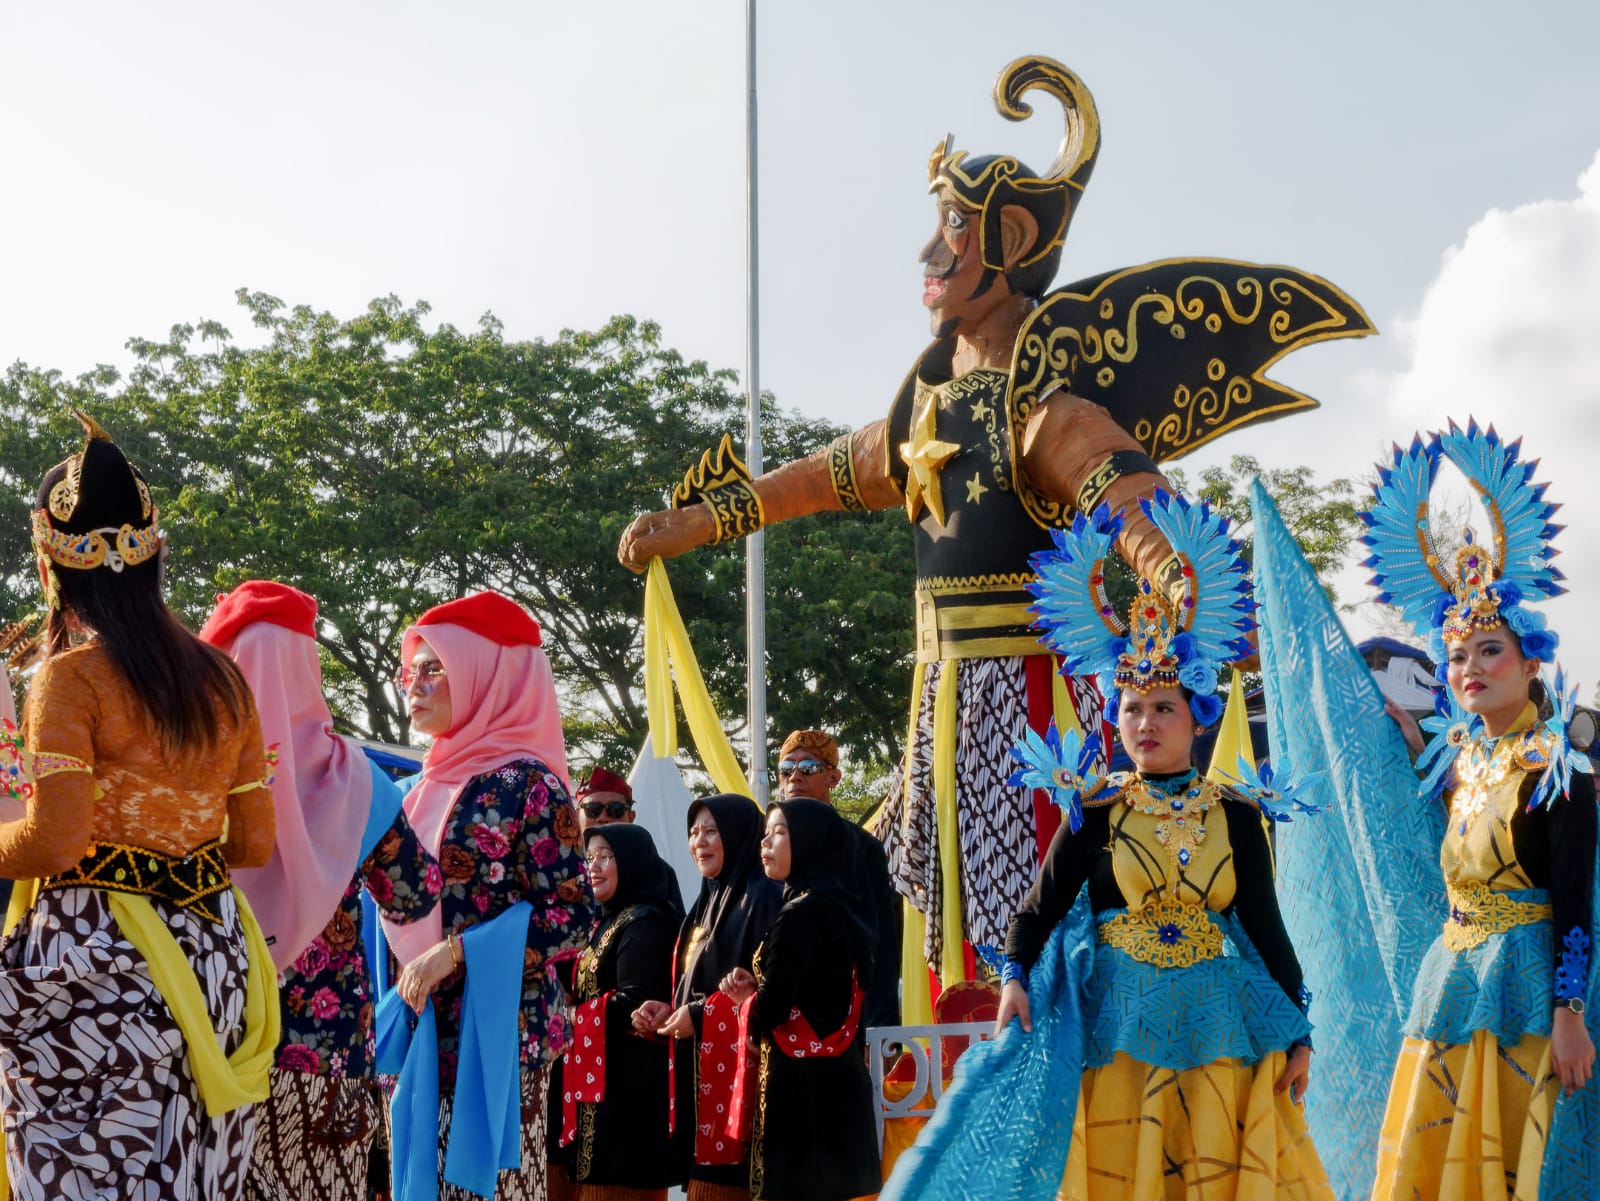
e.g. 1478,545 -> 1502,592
720,799 -> 880,1201
632,794 -> 782,1201
562,824 -> 686,1201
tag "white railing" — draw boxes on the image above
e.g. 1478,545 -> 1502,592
864,1022 -> 995,1153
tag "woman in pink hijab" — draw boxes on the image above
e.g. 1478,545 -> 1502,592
384,591 -> 594,1201
200,581 -> 444,1201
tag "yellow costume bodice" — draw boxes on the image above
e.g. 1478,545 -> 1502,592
1095,774 -> 1237,969
1438,704 -> 1558,951
1441,704 -> 1553,893
1103,774 -> 1237,912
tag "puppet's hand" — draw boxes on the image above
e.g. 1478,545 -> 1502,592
618,507 -> 716,573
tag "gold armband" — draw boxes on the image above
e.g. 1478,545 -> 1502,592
827,433 -> 869,512
1073,448 -> 1163,517
671,434 -> 765,544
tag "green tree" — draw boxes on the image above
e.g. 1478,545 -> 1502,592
0,294 -> 915,777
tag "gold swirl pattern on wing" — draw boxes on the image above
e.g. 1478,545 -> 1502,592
1004,260 -> 1371,527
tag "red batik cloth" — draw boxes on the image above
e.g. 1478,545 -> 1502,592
727,974 -> 863,1140
559,992 -> 608,1146
692,991 -> 746,1166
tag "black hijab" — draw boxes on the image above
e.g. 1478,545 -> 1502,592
584,823 -> 685,926
675,793 -> 783,1006
772,798 -> 875,980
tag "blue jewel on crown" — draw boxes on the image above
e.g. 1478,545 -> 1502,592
1177,848 -> 1191,867
1157,924 -> 1184,945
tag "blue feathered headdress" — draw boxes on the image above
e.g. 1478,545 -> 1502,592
1027,491 -> 1254,726
1361,419 -> 1564,662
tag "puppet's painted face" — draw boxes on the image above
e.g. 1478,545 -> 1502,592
918,188 -> 1012,338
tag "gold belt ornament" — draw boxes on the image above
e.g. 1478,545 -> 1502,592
1099,900 -> 1225,969
41,837 -> 232,923
1443,881 -> 1552,951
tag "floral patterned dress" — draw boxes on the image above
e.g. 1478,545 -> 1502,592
246,806 -> 442,1201
426,757 -> 594,1091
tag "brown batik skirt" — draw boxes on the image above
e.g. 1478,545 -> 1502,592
0,886 -> 258,1201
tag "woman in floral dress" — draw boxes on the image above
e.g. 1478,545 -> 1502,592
385,591 -> 595,1201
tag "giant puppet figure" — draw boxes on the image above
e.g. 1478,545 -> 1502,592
619,56 -> 1373,981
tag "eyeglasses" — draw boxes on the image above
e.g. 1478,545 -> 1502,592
581,799 -> 632,820
394,662 -> 448,693
777,759 -> 830,778
585,850 -> 616,868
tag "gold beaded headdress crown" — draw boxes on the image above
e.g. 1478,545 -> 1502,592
31,411 -> 161,610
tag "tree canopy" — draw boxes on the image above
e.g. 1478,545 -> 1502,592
0,294 -> 1364,787
0,292 -> 914,774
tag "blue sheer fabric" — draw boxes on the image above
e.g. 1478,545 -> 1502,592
1541,855 -> 1600,1199
1405,891 -> 1554,1045
878,897 -> 1094,1201
1250,482 -> 1447,1199
1085,908 -> 1310,1070
373,899 -> 534,1200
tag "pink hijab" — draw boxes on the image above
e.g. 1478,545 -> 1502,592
206,603 -> 375,973
382,593 -> 568,965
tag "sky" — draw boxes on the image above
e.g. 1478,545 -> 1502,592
3,0 -> 1599,683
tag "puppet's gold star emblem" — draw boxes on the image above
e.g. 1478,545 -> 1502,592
899,393 -> 960,525
965,475 -> 989,504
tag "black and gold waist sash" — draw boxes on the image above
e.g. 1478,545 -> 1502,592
41,837 -> 232,923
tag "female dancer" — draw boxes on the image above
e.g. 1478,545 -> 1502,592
561,824 -> 685,1200
632,794 -> 781,1201
384,591 -> 594,1201
0,414 -> 278,1200
719,798 -> 880,1201
199,580 -> 444,1200
1362,421 -> 1596,1199
884,492 -> 1331,1199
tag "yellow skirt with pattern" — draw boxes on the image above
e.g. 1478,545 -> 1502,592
1371,1030 -> 1557,1201
1057,1050 -> 1332,1201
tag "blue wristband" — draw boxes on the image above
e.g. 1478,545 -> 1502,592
999,958 -> 1028,990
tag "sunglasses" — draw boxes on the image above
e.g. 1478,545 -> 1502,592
777,759 -> 830,778
581,799 -> 632,820
394,661 -> 448,693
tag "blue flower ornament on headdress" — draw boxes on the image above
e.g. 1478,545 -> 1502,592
1025,491 -> 1255,729
1362,419 -> 1588,808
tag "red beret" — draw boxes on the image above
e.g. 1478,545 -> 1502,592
199,580 -> 318,648
576,766 -> 632,802
414,591 -> 543,648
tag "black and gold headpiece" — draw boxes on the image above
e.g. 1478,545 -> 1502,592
928,57 -> 1101,298
32,411 -> 161,610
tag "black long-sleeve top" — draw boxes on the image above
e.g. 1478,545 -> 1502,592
1494,769 -> 1597,997
1003,774 -> 1306,1011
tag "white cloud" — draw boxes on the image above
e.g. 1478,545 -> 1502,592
1367,149 -> 1600,684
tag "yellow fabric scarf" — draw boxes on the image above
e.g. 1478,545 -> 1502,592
643,557 -> 748,796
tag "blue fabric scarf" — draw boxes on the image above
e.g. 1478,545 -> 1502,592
1250,481 -> 1447,1198
373,899 -> 534,1200
878,896 -> 1094,1201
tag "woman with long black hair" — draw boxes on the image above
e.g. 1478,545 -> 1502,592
0,414 -> 279,1200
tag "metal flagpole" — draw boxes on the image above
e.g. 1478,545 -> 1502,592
743,0 -> 769,805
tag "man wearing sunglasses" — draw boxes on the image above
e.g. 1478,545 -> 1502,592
778,730 -> 902,1029
574,766 -> 636,832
